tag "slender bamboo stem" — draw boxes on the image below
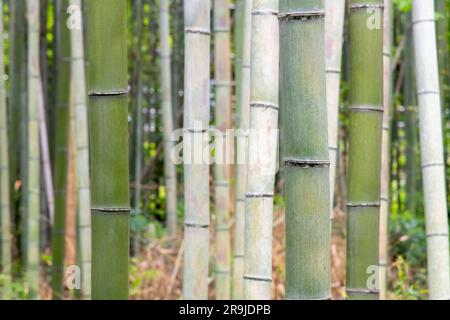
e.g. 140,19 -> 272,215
412,0 -> 450,300
69,0 -> 91,299
87,0 -> 130,300
213,0 -> 232,300
243,0 -> 279,300
0,0 -> 12,298
160,0 -> 178,239
324,0 -> 346,216
231,0 -> 251,300
346,0 -> 383,300
183,0 -> 211,300
26,0 -> 41,300
281,0 -> 331,300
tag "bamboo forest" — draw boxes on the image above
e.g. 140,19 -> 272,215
0,0 -> 450,302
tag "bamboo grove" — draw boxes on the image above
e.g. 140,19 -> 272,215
0,0 -> 448,301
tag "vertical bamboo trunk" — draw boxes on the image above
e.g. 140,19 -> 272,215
233,0 -> 244,122
379,0 -> 392,300
183,0 -> 211,300
132,0 -> 143,254
346,0 -> 383,300
87,0 -> 130,300
160,0 -> 178,238
52,0 -> 71,299
69,0 -> 91,299
324,0 -> 346,216
232,0 -> 251,300
26,0 -> 41,300
213,0 -> 232,300
0,0 -> 12,298
243,0 -> 279,300
280,0 -> 331,300
412,0 -> 450,300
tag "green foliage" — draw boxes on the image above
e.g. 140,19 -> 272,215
393,0 -> 412,13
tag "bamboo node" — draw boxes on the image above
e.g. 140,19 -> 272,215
347,202 -> 381,208
350,104 -> 384,112
185,222 -> 210,229
246,193 -> 274,198
284,158 -> 330,168
346,288 -> 380,294
250,101 -> 279,111
185,27 -> 211,36
252,9 -> 279,16
279,10 -> 325,21
243,275 -> 272,283
349,4 -> 384,11
91,207 -> 131,215
88,89 -> 129,97
426,233 -> 449,239
422,162 -> 445,170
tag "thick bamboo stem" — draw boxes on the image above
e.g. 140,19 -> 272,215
243,0 -> 278,300
183,0 -> 211,300
87,0 -> 130,300
160,0 -> 178,239
232,0 -> 251,300
213,0 -> 232,300
412,0 -> 450,300
281,0 -> 331,300
346,0 -> 383,300
26,0 -> 41,300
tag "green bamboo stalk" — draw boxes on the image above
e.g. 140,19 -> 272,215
26,0 -> 41,300
132,0 -> 143,254
379,0 -> 392,300
243,0 -> 279,300
51,0 -> 71,299
324,0 -> 346,216
159,0 -> 178,238
412,0 -> 450,300
0,0 -> 12,298
69,0 -> 91,299
346,0 -> 383,300
213,0 -> 232,300
87,0 -> 130,300
183,0 -> 211,300
280,0 -> 331,300
233,0 -> 244,123
232,0 -> 251,300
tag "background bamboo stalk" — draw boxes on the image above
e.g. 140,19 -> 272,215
324,0 -> 346,217
412,0 -> 450,300
183,0 -> 211,300
232,0 -> 252,300
346,0 -> 383,300
281,0 -> 331,300
0,0 -> 12,298
87,0 -> 130,300
26,0 -> 41,300
379,0 -> 392,300
160,0 -> 178,239
213,0 -> 232,300
243,0 -> 279,300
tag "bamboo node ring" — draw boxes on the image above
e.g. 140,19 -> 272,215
279,10 -> 325,21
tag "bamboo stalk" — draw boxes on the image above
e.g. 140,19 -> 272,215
183,0 -> 211,300
324,0 -> 346,216
0,0 -> 12,298
87,0 -> 130,300
160,0 -> 178,239
26,0 -> 41,300
231,0 -> 251,300
346,0 -> 383,300
280,0 -> 331,300
379,0 -> 392,300
213,0 -> 232,300
412,0 -> 450,300
243,0 -> 279,300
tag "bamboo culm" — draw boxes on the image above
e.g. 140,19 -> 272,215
87,0 -> 130,300
183,0 -> 211,300
280,0 -> 331,300
69,0 -> 91,299
26,0 -> 41,300
412,0 -> 450,300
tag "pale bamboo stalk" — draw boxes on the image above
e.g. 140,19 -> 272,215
213,0 -> 232,300
243,0 -> 278,300
232,0 -> 252,300
0,0 -> 12,298
325,0 -> 346,217
26,0 -> 41,299
412,0 -> 450,300
183,0 -> 211,300
69,0 -> 91,299
159,0 -> 178,239
379,0 -> 392,300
